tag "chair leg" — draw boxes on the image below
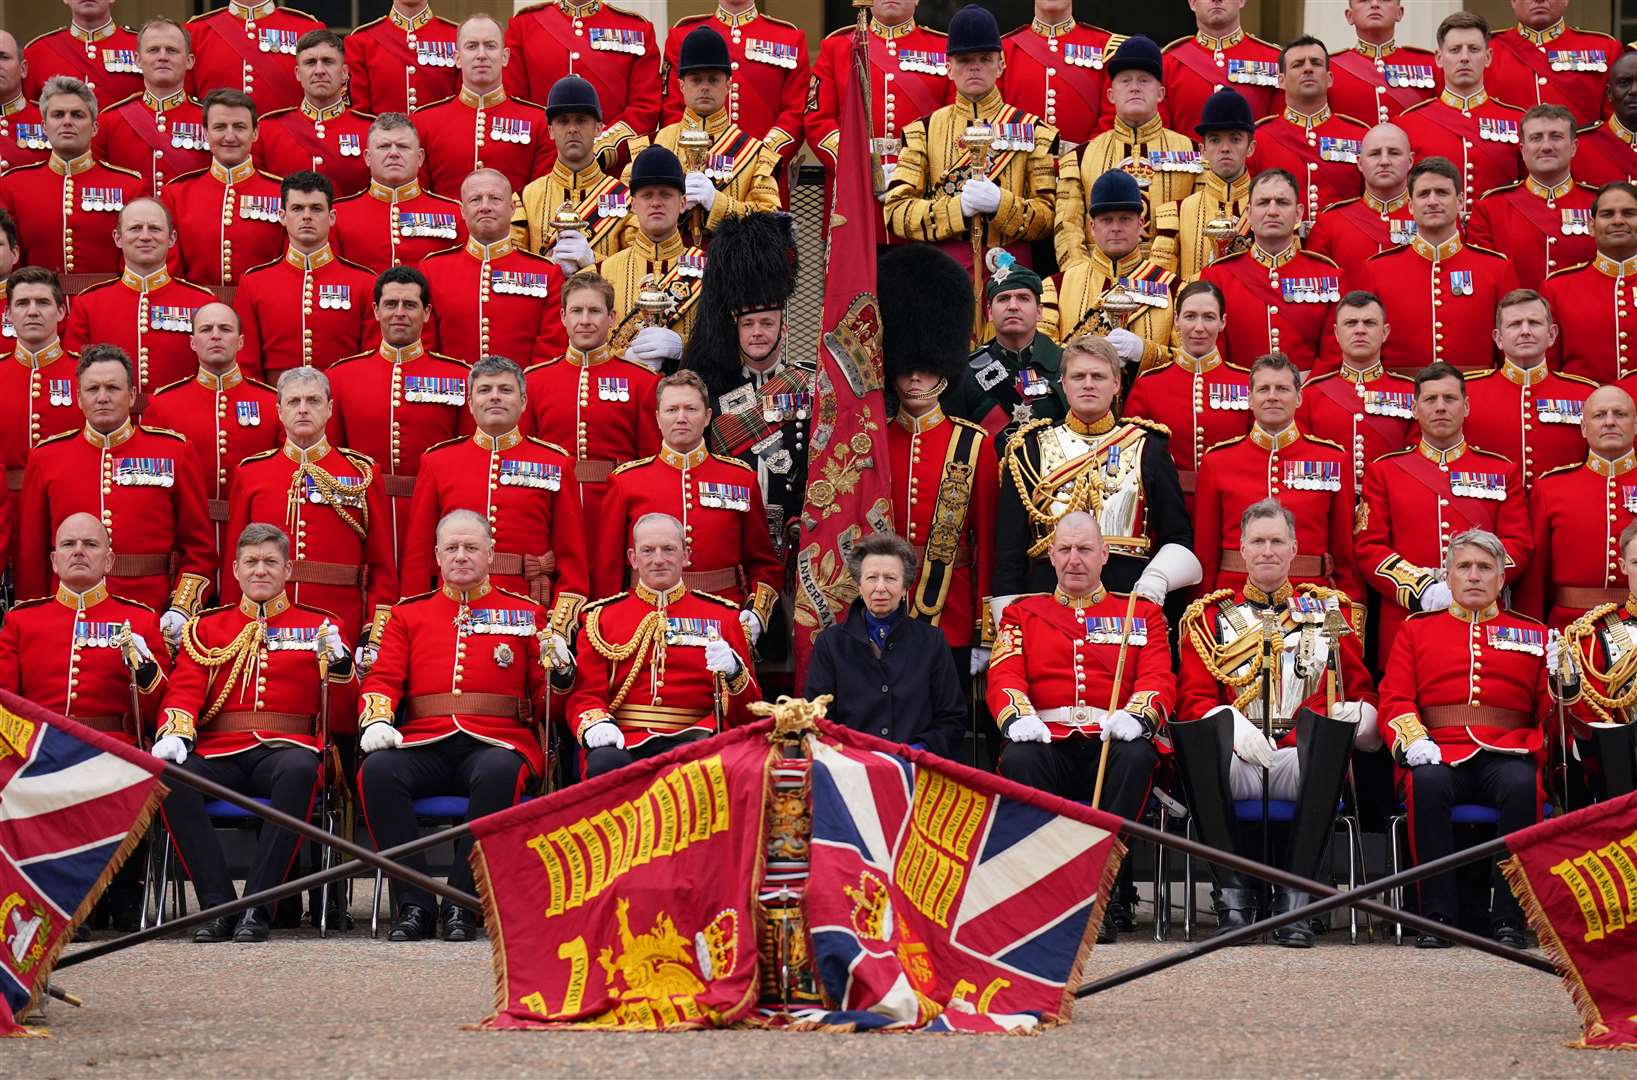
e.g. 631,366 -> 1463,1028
139,824 -> 163,931
1340,816 -> 1360,945
1387,814 -> 1406,946
1182,818 -> 1196,943
154,835 -> 172,928
1152,807 -> 1169,943
371,867 -> 383,940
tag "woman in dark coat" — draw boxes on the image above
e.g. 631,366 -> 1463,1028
803,532 -> 966,760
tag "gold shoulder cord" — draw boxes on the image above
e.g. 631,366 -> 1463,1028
287,459 -> 372,539
1004,426 -> 1104,558
585,606 -> 666,713
1565,604 -> 1637,721
1182,590 -> 1265,699
179,619 -> 266,724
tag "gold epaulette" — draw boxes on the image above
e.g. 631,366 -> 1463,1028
692,589 -> 741,610
1467,244 -> 1509,260
710,454 -> 756,473
583,591 -> 628,612
1180,588 -> 1236,644
1202,433 -> 1245,455
1557,371 -> 1600,388
1003,415 -> 1054,457
1305,433 -> 1345,451
527,436 -> 571,456
34,428 -> 79,448
1122,415 -> 1170,437
947,414 -> 987,435
1536,461 -> 1582,484
397,589 -> 440,605
1303,250 -> 1341,269
611,455 -> 655,476
337,446 -> 378,468
241,447 -> 282,464
137,424 -> 187,441
422,435 -> 467,455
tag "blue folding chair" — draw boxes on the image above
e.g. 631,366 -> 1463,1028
1386,803 -> 1553,943
370,796 -> 470,939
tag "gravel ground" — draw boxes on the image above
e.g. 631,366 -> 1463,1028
15,898 -> 1627,1078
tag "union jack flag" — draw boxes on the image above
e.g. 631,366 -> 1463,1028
0,691 -> 165,1036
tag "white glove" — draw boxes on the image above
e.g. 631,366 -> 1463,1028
121,630 -> 155,668
1006,715 -> 1051,743
584,720 -> 625,750
151,735 -> 189,763
1332,700 -> 1382,752
1099,708 -> 1144,742
354,644 -> 378,675
705,637 -> 742,676
160,608 -> 187,648
1229,707 -> 1278,768
969,647 -> 991,676
546,632 -> 574,674
1419,580 -> 1452,612
959,177 -> 1002,216
684,172 -> 718,213
1404,737 -> 1442,767
625,326 -> 684,370
1133,542 -> 1204,606
319,623 -> 347,663
1105,328 -> 1145,365
738,609 -> 762,647
360,722 -> 403,754
549,229 -> 595,273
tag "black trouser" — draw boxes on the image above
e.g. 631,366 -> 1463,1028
161,744 -> 320,911
358,733 -> 529,914
1406,751 -> 1538,925
584,731 -> 707,779
998,736 -> 1158,819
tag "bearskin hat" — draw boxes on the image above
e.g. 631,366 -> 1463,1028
878,243 -> 973,387
681,211 -> 798,397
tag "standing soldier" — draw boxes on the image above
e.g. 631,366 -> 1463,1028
234,171 -> 380,381
950,252 -> 1061,440
402,356 -> 589,628
343,0 -> 460,116
326,267 -> 473,563
92,17 -> 208,197
1194,354 -> 1362,597
885,4 -> 1057,277
1000,0 -> 1119,148
183,0 -> 322,115
570,512 -> 759,778
1462,289 -> 1593,492
1355,362 -> 1533,665
357,509 -> 553,942
160,88 -> 284,287
1572,51 -> 1637,187
62,197 -> 214,401
1486,0 -> 1618,127
0,268 -> 82,501
1467,105 -> 1596,292
421,169 -> 566,366
17,344 -> 212,630
23,0 -> 142,110
254,30 -> 374,199
154,521 -> 350,944
512,76 -> 633,267
330,113 -> 466,274
1172,88 -> 1255,282
1248,37 -> 1368,232
0,32 -> 50,174
1541,181 -> 1637,384
502,0 -> 661,156
598,145 -> 703,367
1058,35 -> 1193,273
225,366 -> 398,688
413,16 -> 551,198
0,76 -> 147,275
1326,0 -> 1438,126
144,302 -> 279,558
1355,157 -> 1519,374
1161,0 -> 1280,135
1306,122 -> 1415,271
1200,169 -> 1343,375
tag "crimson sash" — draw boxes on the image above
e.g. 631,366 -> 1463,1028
113,102 -> 196,173
1330,50 -> 1425,114
1415,104 -> 1519,178
535,11 -> 625,119
199,16 -> 301,103
1008,30 -> 1099,115
1313,374 -> 1407,447
866,35 -> 942,122
1395,449 -> 1503,530
1577,133 -> 1637,181
38,32 -> 103,82
361,24 -> 417,69
270,113 -> 332,162
1168,42 -> 1233,94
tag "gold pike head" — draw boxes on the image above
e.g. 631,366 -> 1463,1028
749,694 -> 830,741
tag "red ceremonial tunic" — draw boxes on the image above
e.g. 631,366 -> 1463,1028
331,178 -> 467,274
987,587 -> 1174,741
62,267 -> 216,398
413,86 -> 552,197
1247,107 -> 1368,227
419,237 -> 566,364
184,2 -> 324,115
661,9 -> 808,168
1355,439 -> 1533,663
1123,351 -> 1253,506
885,406 -> 998,649
0,152 -> 147,274
1461,361 -> 1593,492
0,96 -> 50,173
23,22 -> 142,110
160,159 -> 285,287
503,1 -> 661,144
1486,20 -> 1617,128
0,341 -> 82,496
805,20 -> 953,170
161,592 -> 345,756
1466,177 -> 1597,292
1353,234 -> 1519,374
1517,451 -> 1637,627
1193,425 -> 1362,597
1572,116 -> 1637,186
1294,363 -> 1416,495
1161,29 -> 1280,136
325,341 -> 473,563
596,443 -> 781,626
233,244 -> 381,379
1541,253 -> 1637,384
1395,90 -> 1523,205
567,579 -> 759,749
1306,192 -> 1418,274
17,421 -> 214,614
1326,41 -> 1439,126
400,429 -> 590,625
254,102 -> 374,198
343,7 -> 461,115
999,17 -> 1116,147
91,90 -> 209,196
1199,245 -> 1343,375
360,580 -> 548,776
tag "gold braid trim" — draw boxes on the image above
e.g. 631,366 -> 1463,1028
584,606 -> 665,714
178,618 -> 266,725
289,458 -> 372,540
1183,589 -> 1266,704
1004,421 -> 1106,560
1564,603 -> 1637,722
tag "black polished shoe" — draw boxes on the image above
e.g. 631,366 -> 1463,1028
1096,905 -> 1119,945
1210,888 -> 1257,941
442,905 -> 479,942
1415,914 -> 1454,949
72,922 -> 91,943
232,906 -> 271,942
1491,919 -> 1528,950
1110,897 -> 1136,933
193,914 -> 236,943
387,904 -> 435,942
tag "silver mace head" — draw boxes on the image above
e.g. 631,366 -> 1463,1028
1204,215 -> 1241,242
635,272 -> 675,324
677,125 -> 712,170
1100,282 -> 1141,316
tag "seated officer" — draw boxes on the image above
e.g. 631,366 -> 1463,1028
1176,498 -> 1376,945
1560,519 -> 1637,802
358,508 -> 552,943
